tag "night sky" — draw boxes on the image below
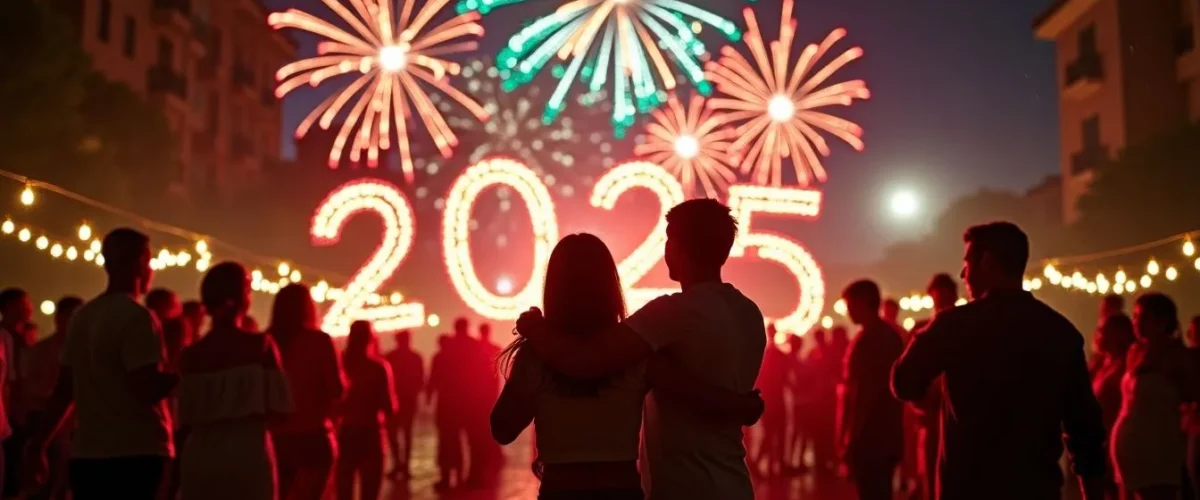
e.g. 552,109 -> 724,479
265,0 -> 1060,265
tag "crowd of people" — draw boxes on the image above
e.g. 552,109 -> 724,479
0,197 -> 1198,500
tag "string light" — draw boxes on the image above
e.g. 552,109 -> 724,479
590,162 -> 685,312
20,185 -> 34,206
1147,259 -> 1160,276
902,317 -> 916,331
1185,240 -> 1196,257
1,220 -> 12,234
311,178 -> 426,336
443,158 -> 557,320
821,316 -> 833,329
77,223 -> 92,241
727,184 -> 824,335
40,300 -> 55,316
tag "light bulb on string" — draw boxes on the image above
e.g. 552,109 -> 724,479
18,229 -> 31,242
1185,240 -> 1196,257
1147,259 -> 1160,276
78,224 -> 92,241
1,220 -> 13,234
1139,275 -> 1152,288
1115,270 -> 1127,283
19,185 -> 34,206
1166,266 -> 1179,281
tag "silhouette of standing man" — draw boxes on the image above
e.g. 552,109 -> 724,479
838,280 -> 904,500
891,222 -> 1108,500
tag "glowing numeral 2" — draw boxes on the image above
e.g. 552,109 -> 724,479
442,158 -> 559,320
310,179 -> 425,335
589,162 -> 685,312
727,185 -> 825,336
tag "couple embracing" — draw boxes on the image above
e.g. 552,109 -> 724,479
492,199 -> 768,500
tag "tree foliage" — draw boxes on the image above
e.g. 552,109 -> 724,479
1074,122 -> 1200,249
0,0 -> 179,206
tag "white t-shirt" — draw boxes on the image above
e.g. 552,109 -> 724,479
63,293 -> 174,458
624,282 -> 765,500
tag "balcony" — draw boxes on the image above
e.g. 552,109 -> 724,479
1070,146 -> 1108,176
196,28 -> 222,81
231,133 -> 255,159
147,65 -> 188,100
1179,25 -> 1200,82
1063,54 -> 1103,100
232,62 -> 255,92
151,0 -> 191,33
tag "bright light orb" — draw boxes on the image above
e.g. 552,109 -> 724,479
767,95 -> 795,122
378,45 -> 408,72
673,135 -> 700,160
496,276 -> 515,296
40,300 -> 55,316
889,190 -> 919,218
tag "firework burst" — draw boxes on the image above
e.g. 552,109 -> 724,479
270,0 -> 488,182
706,0 -> 870,187
635,95 -> 737,199
456,0 -> 741,135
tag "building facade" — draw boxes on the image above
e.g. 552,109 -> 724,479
57,0 -> 294,199
1035,0 -> 1198,224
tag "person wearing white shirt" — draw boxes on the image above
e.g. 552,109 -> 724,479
515,200 -> 767,500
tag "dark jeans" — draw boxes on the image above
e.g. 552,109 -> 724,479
850,455 -> 898,500
69,456 -> 168,500
538,488 -> 643,500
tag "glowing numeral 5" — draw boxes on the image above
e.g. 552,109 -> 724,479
311,179 -> 425,336
443,158 -> 559,320
590,162 -> 685,312
727,185 -> 825,336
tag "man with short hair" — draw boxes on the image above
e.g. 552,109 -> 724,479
27,228 -> 179,500
838,280 -> 904,500
891,222 -> 1107,500
516,199 -> 766,499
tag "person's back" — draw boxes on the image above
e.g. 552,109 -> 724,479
630,283 -> 765,499
65,293 -> 173,459
896,290 -> 1101,499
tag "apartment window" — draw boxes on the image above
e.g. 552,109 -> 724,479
157,37 -> 174,69
1078,25 -> 1098,57
97,0 -> 112,42
122,17 -> 136,58
1082,115 -> 1101,149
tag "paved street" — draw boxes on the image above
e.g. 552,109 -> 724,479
376,413 -> 858,500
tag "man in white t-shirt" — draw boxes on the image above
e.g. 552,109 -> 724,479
516,199 -> 766,500
26,228 -> 179,500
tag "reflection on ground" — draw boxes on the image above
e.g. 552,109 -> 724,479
377,413 -> 857,500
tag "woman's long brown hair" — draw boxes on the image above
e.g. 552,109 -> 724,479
499,233 -> 627,396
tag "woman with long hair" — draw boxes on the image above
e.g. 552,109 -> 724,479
490,233 -> 761,500
1112,293 -> 1200,500
268,284 -> 345,500
177,262 -> 293,500
335,321 -> 400,500
1092,313 -> 1135,499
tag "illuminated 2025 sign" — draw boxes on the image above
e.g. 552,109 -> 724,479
311,158 -> 824,336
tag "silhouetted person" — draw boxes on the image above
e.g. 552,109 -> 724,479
267,284 -> 344,500
881,298 -> 901,331
1092,294 -> 1127,373
181,301 -> 205,338
384,330 -> 423,478
892,222 -> 1108,500
336,321 -> 398,500
494,233 -> 761,500
27,228 -> 179,500
755,327 -> 788,477
26,296 -> 82,500
837,280 -> 903,500
1111,293 -> 1199,500
178,263 -> 292,500
807,328 -> 838,472
0,288 -> 35,497
1091,313 -> 1134,500
147,289 -> 195,374
472,322 -> 504,485
515,200 -> 767,499
427,334 -> 465,490
785,334 -> 811,471
910,273 -> 959,500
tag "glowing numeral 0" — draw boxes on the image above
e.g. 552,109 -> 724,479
727,185 -> 825,336
443,158 -> 559,320
590,162 -> 685,312
311,179 -> 425,336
